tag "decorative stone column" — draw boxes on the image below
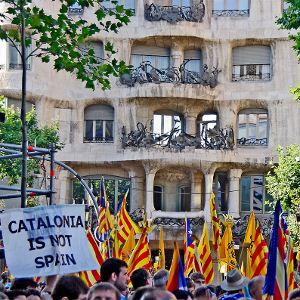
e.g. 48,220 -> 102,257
171,42 -> 184,69
56,170 -> 72,205
128,171 -> 144,211
228,169 -> 243,218
185,115 -> 197,136
203,171 -> 215,222
191,171 -> 203,211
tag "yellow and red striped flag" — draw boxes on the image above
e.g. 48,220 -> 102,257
243,211 -> 268,278
210,193 -> 221,252
116,190 -> 141,256
127,229 -> 152,274
197,223 -> 214,284
184,217 -> 195,277
286,235 -> 297,292
80,228 -> 104,287
98,178 -> 114,236
158,226 -> 165,270
121,228 -> 136,263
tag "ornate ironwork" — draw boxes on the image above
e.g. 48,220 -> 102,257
145,2 -> 205,23
232,214 -> 273,238
121,121 -> 234,151
68,7 -> 84,15
212,9 -> 249,17
237,137 -> 268,146
152,216 -> 204,227
232,64 -> 271,82
129,208 -> 145,224
120,61 -> 219,88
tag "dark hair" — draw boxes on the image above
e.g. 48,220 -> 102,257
289,288 -> 300,300
5,290 -> 27,300
100,258 -> 127,282
185,278 -> 195,289
11,278 -> 37,291
52,275 -> 88,300
215,285 -> 225,297
26,289 -> 41,299
194,286 -> 213,298
87,283 -> 120,300
172,289 -> 192,300
130,268 -> 150,290
131,287 -> 155,300
190,272 -> 205,283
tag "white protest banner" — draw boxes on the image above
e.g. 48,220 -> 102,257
1,204 -> 99,277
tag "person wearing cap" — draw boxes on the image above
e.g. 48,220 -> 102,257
219,269 -> 250,300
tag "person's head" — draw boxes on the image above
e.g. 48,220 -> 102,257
248,276 -> 265,300
100,258 -> 129,293
0,292 -> 8,300
185,278 -> 195,295
5,290 -> 27,300
190,273 -> 205,289
1,273 -> 9,285
172,289 -> 193,300
11,279 -> 37,291
87,283 -> 120,300
130,269 -> 152,290
140,290 -> 176,300
52,275 -> 88,300
26,289 -> 41,300
130,287 -> 155,300
289,288 -> 300,300
153,269 -> 169,290
220,269 -> 249,294
194,286 -> 217,300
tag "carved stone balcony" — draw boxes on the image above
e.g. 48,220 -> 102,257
237,137 -> 268,146
212,9 -> 249,17
145,2 -> 205,23
121,122 -> 234,151
120,61 -> 219,88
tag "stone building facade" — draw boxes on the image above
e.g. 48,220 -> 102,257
1,0 -> 300,261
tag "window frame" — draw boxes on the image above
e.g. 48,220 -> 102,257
101,0 -> 136,14
212,0 -> 250,16
178,185 -> 191,212
153,185 -> 164,211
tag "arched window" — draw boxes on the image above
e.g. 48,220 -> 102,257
84,104 -> 114,142
179,185 -> 191,212
240,174 -> 272,214
153,110 -> 183,142
232,46 -> 272,81
153,185 -> 164,210
237,109 -> 268,146
213,172 -> 229,212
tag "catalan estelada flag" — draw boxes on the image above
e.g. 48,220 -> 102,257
243,211 -> 268,278
127,229 -> 151,274
184,217 -> 195,276
98,178 -> 114,237
167,242 -> 187,292
197,223 -> 214,284
210,193 -> 221,252
116,189 -> 141,257
80,228 -> 104,287
263,201 -> 288,300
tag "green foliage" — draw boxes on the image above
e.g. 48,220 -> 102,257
0,0 -> 133,90
0,98 -> 63,185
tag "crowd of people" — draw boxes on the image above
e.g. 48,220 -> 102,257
0,258 -> 299,300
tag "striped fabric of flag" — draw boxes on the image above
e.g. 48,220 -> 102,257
98,178 -> 114,237
158,226 -> 166,270
80,228 -> 104,287
116,190 -> 140,257
210,193 -> 221,252
243,211 -> 268,278
263,201 -> 288,300
184,217 -> 195,277
198,223 -> 214,284
127,229 -> 152,274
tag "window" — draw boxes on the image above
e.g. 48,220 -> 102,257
213,0 -> 249,16
153,110 -> 183,143
183,50 -> 202,73
238,109 -> 268,146
68,2 -> 84,15
79,41 -> 104,63
131,46 -> 170,69
197,112 -> 218,146
102,0 -> 135,11
72,176 -> 131,213
213,172 -> 228,211
3,98 -> 34,112
172,0 -> 191,6
84,104 -> 114,142
232,46 -> 272,81
179,186 -> 191,211
240,175 -> 272,213
154,185 -> 164,210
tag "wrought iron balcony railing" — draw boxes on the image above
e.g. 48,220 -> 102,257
212,9 -> 249,17
68,6 -> 84,15
232,64 -> 271,82
120,61 -> 220,88
145,2 -> 205,23
237,137 -> 268,146
121,122 -> 234,151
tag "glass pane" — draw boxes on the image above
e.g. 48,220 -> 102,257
85,120 -> 93,141
102,0 -> 113,9
173,115 -> 182,132
118,179 -> 131,212
248,124 -> 256,139
258,119 -> 267,140
164,115 -> 173,134
214,0 -> 224,10
105,121 -> 114,142
202,114 -> 217,122
104,179 -> 115,214
131,55 -> 142,68
157,56 -> 170,69
241,176 -> 251,211
153,115 -> 162,135
180,187 -> 191,212
125,0 -> 135,10
9,44 -> 19,66
72,181 -> 85,204
238,124 -> 246,139
154,186 -> 163,210
185,59 -> 201,73
226,0 -> 236,10
145,55 -> 155,66
95,120 -> 104,140
238,0 -> 249,10
252,176 -> 263,213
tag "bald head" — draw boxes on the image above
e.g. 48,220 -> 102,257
141,290 -> 176,300
248,276 -> 265,300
